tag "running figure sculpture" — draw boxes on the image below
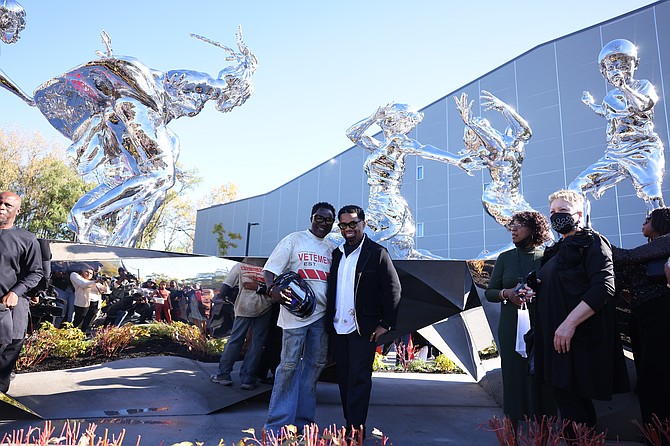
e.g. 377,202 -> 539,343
346,103 -> 475,259
0,27 -> 257,247
454,90 -> 536,226
570,39 -> 664,213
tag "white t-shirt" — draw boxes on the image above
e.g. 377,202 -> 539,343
263,230 -> 335,329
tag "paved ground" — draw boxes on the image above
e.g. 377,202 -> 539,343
0,356 -> 502,445
0,355 -> 647,445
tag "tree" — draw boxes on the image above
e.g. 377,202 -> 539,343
142,179 -> 242,253
199,182 -> 240,208
212,223 -> 242,256
0,127 -> 88,239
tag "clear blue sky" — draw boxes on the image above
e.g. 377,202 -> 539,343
0,0 -> 658,202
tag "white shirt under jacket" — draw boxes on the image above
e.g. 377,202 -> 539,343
334,236 -> 365,335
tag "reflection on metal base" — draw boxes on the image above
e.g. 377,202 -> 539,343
0,391 -> 42,419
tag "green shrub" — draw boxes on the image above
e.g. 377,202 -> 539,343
372,352 -> 388,371
49,323 -> 90,358
478,341 -> 498,360
433,353 -> 463,373
205,337 -> 227,357
171,321 -> 207,356
91,324 -> 135,357
407,358 -> 431,373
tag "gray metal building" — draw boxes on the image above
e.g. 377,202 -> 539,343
194,0 -> 670,259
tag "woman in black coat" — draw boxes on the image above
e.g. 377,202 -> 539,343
613,208 -> 670,432
535,190 -> 629,429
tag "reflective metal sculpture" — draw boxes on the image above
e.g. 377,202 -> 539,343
454,90 -> 537,226
570,39 -> 665,213
346,103 -> 475,259
0,27 -> 257,246
0,0 -> 25,44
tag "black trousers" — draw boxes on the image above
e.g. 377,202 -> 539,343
552,386 -> 596,428
0,338 -> 25,393
631,297 -> 670,431
332,331 -> 378,430
73,301 -> 100,333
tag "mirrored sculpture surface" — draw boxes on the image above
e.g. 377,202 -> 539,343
454,90 -> 537,226
0,0 -> 25,44
346,103 -> 475,259
0,27 -> 257,246
570,38 -> 664,212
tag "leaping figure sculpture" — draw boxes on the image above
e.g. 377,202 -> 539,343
0,27 -> 257,247
346,103 -> 476,259
454,90 -> 536,226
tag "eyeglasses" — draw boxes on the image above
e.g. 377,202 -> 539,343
506,224 -> 528,231
312,214 -> 334,225
338,220 -> 362,230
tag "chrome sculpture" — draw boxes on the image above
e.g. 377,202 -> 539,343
346,103 -> 475,259
454,90 -> 537,226
570,39 -> 665,213
0,0 -> 25,44
0,27 -> 257,247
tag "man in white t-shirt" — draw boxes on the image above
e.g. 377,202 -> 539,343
262,202 -> 336,435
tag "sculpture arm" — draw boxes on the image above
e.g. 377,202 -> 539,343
619,79 -> 656,112
480,91 -> 531,141
581,91 -> 606,116
455,92 -> 505,153
412,143 -> 475,176
0,68 -> 35,106
346,108 -> 384,152
465,117 -> 505,152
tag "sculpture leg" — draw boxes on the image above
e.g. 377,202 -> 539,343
622,145 -> 665,210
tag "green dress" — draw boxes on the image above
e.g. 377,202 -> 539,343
485,246 -> 556,420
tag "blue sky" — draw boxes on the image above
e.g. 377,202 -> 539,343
0,0 -> 658,202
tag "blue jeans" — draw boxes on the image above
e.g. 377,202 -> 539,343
264,316 -> 328,433
216,311 -> 272,385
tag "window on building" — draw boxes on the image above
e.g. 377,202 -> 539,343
417,165 -> 424,180
417,222 -> 424,238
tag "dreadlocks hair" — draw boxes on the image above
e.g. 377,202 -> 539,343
648,207 -> 670,239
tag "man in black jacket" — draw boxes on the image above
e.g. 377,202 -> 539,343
326,204 -> 401,436
0,191 -> 43,393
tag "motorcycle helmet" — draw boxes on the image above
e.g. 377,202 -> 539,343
273,271 -> 316,318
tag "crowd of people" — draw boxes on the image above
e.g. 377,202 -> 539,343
36,263 -> 214,333
2,188 -> 670,442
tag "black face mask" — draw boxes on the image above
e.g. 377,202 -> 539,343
551,212 -> 578,234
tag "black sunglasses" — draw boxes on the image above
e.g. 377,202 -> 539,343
312,214 -> 335,225
338,220 -> 362,230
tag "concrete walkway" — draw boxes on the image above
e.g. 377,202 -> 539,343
0,356 -> 646,445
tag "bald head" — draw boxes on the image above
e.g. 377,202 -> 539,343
0,191 -> 21,229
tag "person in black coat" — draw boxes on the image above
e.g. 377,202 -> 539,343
326,205 -> 401,436
536,190 -> 628,431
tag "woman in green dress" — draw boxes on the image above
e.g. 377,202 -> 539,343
485,211 -> 556,428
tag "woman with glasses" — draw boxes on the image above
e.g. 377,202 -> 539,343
485,211 -> 555,429
535,189 -> 628,432
612,208 -> 670,430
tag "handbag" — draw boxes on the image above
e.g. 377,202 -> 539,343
515,301 -> 531,358
646,257 -> 667,283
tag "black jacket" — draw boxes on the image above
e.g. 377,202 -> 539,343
326,236 -> 401,338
